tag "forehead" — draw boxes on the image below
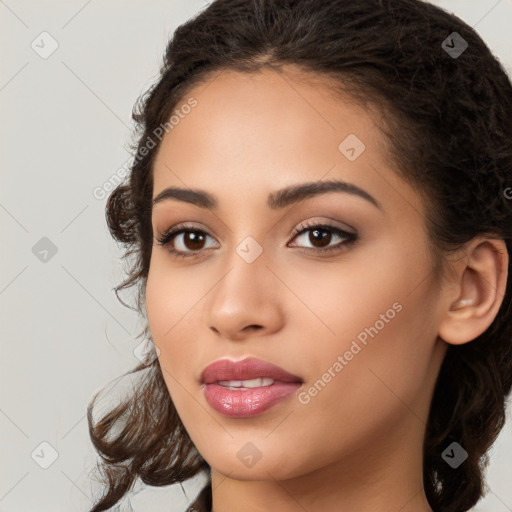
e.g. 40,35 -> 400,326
151,66 -> 424,223
154,67 -> 382,177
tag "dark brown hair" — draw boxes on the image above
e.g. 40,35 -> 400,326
87,1 -> 512,510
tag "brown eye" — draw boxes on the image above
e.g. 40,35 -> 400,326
182,231 -> 206,250
308,229 -> 332,248
157,225 -> 219,258
289,222 -> 357,253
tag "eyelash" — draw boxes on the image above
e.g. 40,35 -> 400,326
156,220 -> 357,259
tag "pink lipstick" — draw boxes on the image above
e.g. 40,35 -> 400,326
200,357 -> 303,418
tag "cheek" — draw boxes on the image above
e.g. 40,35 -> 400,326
145,253 -> 210,342
280,242 -> 427,357
274,293 -> 438,476
285,240 -> 438,416
298,290 -> 436,426
145,261 -> 205,387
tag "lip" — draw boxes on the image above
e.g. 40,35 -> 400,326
200,357 -> 303,418
200,357 -> 303,384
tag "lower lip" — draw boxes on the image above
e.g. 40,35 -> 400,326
203,382 -> 302,418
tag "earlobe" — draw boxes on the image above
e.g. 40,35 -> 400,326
438,238 -> 509,346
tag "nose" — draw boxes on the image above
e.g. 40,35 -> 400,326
205,252 -> 285,342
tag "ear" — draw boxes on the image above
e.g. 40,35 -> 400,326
438,237 -> 509,345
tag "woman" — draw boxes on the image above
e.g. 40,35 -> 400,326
87,0 -> 512,511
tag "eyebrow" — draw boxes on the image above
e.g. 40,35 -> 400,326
152,179 -> 381,210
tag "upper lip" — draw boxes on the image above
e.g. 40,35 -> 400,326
200,357 -> 303,384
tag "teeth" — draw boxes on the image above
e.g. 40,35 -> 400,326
218,378 -> 274,389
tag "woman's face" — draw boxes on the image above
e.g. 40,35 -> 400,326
146,66 -> 448,482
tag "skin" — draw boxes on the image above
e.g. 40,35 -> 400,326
145,65 -> 508,512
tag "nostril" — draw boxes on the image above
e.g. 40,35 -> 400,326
241,325 -> 265,335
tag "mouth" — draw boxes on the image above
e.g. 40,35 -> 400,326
200,357 -> 303,418
215,377 -> 276,390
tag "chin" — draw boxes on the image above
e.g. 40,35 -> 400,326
205,441 -> 308,480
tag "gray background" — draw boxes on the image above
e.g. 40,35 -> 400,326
1,1 -> 511,511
